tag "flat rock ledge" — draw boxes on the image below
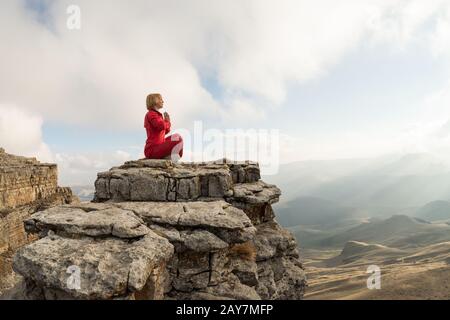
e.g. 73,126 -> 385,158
6,159 -> 307,300
94,159 -> 271,203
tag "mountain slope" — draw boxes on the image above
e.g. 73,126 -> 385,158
318,215 -> 450,249
415,200 -> 450,222
325,241 -> 405,267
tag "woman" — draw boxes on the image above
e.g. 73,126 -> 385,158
144,93 -> 183,161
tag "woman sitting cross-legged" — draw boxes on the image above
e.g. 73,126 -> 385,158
144,93 -> 183,161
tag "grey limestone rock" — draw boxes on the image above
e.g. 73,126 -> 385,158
9,159 -> 307,300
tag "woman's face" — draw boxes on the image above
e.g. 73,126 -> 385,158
155,96 -> 164,109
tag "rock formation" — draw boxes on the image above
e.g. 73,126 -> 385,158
0,148 -> 77,294
7,159 -> 307,300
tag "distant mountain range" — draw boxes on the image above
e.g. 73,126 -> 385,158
414,200 -> 450,222
265,152 -> 450,209
325,240 -> 405,267
290,214 -> 450,249
274,196 -> 366,227
322,239 -> 450,268
319,215 -> 450,249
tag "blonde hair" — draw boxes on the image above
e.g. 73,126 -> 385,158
146,93 -> 162,110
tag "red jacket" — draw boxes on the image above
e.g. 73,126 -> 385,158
144,109 -> 171,154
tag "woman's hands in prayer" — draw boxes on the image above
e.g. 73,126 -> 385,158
164,112 -> 171,122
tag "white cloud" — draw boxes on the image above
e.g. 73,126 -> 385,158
55,150 -> 133,185
430,4 -> 450,57
2,0 -> 450,131
366,0 -> 445,47
220,98 -> 267,124
0,104 -> 53,162
403,119 -> 450,162
3,0 -> 450,182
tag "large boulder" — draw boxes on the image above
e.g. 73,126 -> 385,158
13,232 -> 173,300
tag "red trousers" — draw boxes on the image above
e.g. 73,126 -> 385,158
145,134 -> 184,159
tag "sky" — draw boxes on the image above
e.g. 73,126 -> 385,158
2,0 -> 450,185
